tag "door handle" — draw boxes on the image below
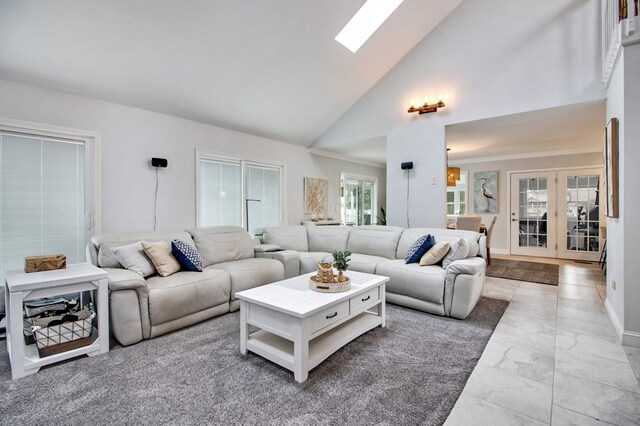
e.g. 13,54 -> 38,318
512,218 -> 518,222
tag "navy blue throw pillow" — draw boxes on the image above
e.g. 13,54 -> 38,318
405,235 -> 435,264
171,240 -> 203,272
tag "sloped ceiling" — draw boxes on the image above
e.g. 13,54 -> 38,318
0,0 -> 462,146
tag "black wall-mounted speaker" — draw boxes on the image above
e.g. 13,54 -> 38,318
401,161 -> 414,170
151,157 -> 168,168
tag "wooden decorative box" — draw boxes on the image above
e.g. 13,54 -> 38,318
24,254 -> 66,273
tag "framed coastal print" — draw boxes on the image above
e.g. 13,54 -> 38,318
473,171 -> 498,213
604,118 -> 619,218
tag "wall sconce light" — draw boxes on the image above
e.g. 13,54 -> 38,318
408,94 -> 445,115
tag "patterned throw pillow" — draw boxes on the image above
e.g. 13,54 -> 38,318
171,240 -> 203,272
405,235 -> 435,264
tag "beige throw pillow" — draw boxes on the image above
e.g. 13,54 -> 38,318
419,241 -> 451,266
142,241 -> 181,277
112,242 -> 156,277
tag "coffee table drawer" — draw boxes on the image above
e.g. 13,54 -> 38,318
350,287 -> 380,313
309,301 -> 349,334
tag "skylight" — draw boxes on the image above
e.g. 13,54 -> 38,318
335,0 -> 405,53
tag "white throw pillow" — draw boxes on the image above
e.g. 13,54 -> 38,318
112,241 -> 156,277
419,241 -> 451,266
441,238 -> 470,268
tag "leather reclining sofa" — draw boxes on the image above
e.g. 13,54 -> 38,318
258,225 -> 487,320
87,226 -> 284,346
88,225 -> 486,347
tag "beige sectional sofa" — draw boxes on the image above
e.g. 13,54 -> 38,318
87,226 -> 284,346
89,224 -> 485,347
260,225 -> 486,320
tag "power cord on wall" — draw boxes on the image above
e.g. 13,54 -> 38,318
154,167 -> 159,231
150,157 -> 168,231
406,171 -> 410,228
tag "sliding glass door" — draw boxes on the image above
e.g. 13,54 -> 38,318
198,155 -> 283,234
1,132 -> 89,282
341,174 -> 376,226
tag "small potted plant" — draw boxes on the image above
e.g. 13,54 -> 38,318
332,250 -> 352,283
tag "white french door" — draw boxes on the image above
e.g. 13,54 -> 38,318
510,168 -> 603,260
557,169 -> 604,261
510,172 -> 557,257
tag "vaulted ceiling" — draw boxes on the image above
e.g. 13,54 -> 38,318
0,0 -> 461,146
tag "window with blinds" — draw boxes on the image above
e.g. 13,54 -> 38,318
198,156 -> 283,234
0,132 -> 86,282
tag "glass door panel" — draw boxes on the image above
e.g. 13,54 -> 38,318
510,171 -> 556,257
341,174 -> 377,227
558,169 -> 603,261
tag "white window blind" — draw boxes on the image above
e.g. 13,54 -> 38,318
247,164 -> 281,232
198,156 -> 283,234
0,132 -> 85,282
200,159 -> 242,228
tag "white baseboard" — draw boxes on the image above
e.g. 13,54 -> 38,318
605,298 -> 624,338
623,331 -> 640,348
490,248 -> 509,255
604,298 -> 640,348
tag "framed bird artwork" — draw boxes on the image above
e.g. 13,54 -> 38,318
473,171 -> 498,213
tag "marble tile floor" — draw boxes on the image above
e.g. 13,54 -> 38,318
445,256 -> 640,426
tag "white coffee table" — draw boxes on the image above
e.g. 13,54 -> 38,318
236,271 -> 388,383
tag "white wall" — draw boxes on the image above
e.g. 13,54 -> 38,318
0,79 -> 386,234
453,152 -> 603,252
313,0 -> 606,228
606,42 -> 640,346
605,51 -> 625,336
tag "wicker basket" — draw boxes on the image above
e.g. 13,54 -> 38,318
29,309 -> 95,357
309,275 -> 351,293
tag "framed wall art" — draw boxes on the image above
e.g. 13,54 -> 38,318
304,177 -> 328,215
604,117 -> 619,218
473,171 -> 498,213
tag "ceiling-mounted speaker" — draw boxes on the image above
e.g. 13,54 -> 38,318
151,157 -> 168,168
401,161 -> 413,170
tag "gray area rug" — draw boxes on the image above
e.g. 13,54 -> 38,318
486,258 -> 559,286
0,298 -> 507,426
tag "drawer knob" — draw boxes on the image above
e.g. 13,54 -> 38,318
326,312 -> 338,319
362,295 -> 371,302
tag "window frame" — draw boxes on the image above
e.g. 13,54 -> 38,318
446,170 -> 468,216
196,151 -> 286,231
340,172 -> 378,226
0,118 -> 101,240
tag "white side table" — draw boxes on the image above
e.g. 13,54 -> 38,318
5,263 -> 109,379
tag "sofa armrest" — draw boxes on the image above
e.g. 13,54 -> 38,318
102,267 -> 148,292
102,267 -> 151,345
255,250 -> 300,278
253,244 -> 282,253
445,257 -> 485,276
443,257 -> 486,318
